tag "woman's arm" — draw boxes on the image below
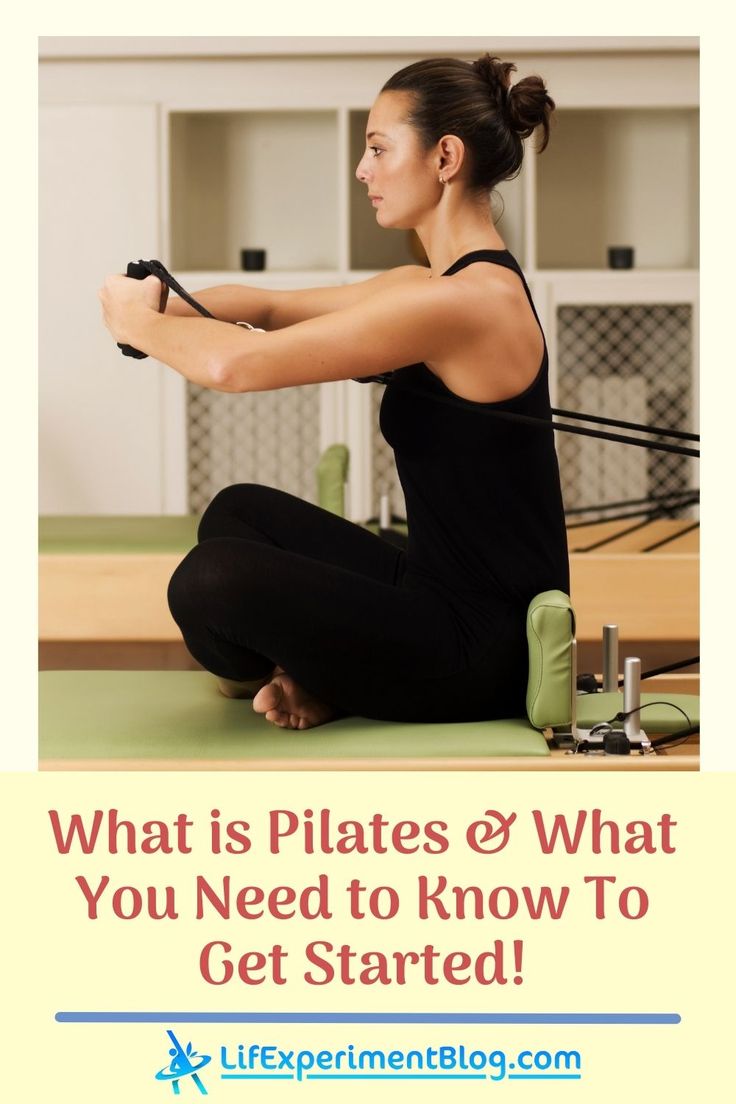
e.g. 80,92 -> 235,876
165,284 -> 273,327
101,273 -> 481,393
163,265 -> 428,329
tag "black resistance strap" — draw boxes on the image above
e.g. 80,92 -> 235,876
552,407 -> 699,443
385,382 -> 700,458
117,259 -> 217,358
118,260 -> 700,459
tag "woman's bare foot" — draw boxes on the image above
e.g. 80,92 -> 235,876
216,674 -> 273,699
252,670 -> 336,730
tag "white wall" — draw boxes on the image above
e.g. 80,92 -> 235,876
39,104 -> 165,513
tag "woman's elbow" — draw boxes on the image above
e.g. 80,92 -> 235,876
207,352 -> 249,393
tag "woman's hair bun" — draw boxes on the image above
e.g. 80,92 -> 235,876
471,54 -> 516,109
382,53 -> 555,192
472,52 -> 556,151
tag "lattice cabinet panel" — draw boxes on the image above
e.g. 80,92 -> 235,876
555,303 -> 693,511
363,302 -> 694,526
187,383 -> 321,514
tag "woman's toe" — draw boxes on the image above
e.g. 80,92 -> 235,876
253,679 -> 283,714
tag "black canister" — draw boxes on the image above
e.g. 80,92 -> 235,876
240,249 -> 266,271
607,246 -> 634,269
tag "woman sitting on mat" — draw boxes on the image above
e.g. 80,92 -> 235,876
99,54 -> 569,730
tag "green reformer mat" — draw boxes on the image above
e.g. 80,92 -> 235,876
39,671 -> 550,762
38,515 -> 408,552
576,691 -> 699,734
39,516 -> 200,554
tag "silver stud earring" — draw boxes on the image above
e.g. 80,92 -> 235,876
439,176 -> 445,184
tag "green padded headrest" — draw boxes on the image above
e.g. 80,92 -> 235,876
317,444 -> 349,518
526,590 -> 574,729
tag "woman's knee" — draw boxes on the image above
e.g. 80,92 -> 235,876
167,538 -> 258,624
197,482 -> 278,542
197,483 -> 251,542
167,546 -> 203,625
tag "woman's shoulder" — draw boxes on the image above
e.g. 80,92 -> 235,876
423,266 -> 546,404
370,264 -> 432,288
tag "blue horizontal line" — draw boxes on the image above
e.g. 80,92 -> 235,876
306,1074 -> 487,1080
54,1011 -> 681,1025
509,1074 -> 583,1080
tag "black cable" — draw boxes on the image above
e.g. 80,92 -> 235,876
649,725 -> 700,750
570,514 -> 663,553
565,488 -> 699,518
641,521 -> 700,552
590,701 -> 699,752
618,655 -> 700,685
577,657 -> 700,699
546,416 -> 699,457
551,407 -> 699,442
566,496 -> 698,531
613,700 -> 693,727
390,383 -> 700,458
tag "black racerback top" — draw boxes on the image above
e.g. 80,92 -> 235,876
378,249 -> 570,652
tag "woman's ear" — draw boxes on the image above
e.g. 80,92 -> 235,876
437,134 -> 466,180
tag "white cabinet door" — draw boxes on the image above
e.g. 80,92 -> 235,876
39,104 -> 163,513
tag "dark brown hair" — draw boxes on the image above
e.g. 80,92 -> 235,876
381,54 -> 555,193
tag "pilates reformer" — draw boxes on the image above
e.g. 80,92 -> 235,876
38,588 -> 698,770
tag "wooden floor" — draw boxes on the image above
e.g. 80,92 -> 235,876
567,516 -> 699,554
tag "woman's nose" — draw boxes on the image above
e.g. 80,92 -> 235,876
355,155 -> 369,183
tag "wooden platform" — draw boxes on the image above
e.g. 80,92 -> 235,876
568,517 -> 698,642
39,517 -> 699,645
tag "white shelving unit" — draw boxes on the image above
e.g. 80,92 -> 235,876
38,38 -> 699,518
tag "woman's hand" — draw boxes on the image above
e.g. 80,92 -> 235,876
98,273 -> 163,344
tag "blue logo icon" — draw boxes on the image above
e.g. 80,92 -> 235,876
156,1029 -> 211,1095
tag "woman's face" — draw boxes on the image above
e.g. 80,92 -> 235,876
355,91 -> 438,230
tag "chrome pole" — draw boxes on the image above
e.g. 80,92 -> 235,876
602,624 -> 619,693
623,657 -> 641,742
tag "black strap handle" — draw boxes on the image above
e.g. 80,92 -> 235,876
117,259 -> 216,359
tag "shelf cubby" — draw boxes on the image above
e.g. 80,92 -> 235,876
536,108 -> 699,270
169,110 -> 340,273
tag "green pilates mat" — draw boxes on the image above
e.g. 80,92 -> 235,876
576,691 -> 699,734
38,516 -> 409,553
39,670 -> 550,761
39,516 -> 200,555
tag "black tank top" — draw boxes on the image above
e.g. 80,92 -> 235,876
379,249 -> 570,647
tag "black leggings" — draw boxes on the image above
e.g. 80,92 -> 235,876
167,484 -> 527,722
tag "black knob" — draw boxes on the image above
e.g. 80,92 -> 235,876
603,731 -> 631,755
